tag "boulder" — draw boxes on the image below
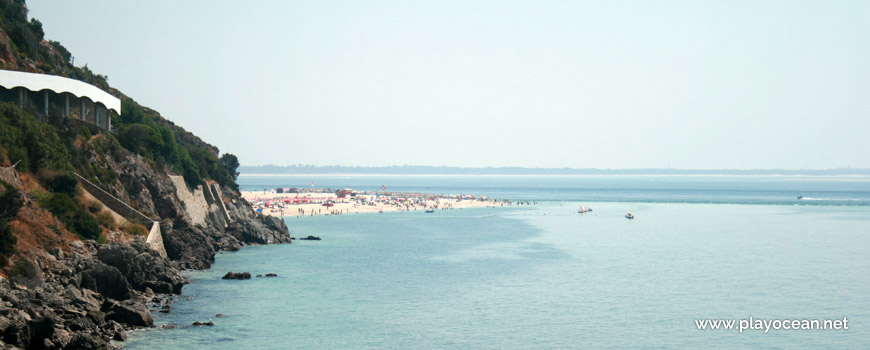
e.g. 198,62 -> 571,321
103,300 -> 153,327
66,333 -> 109,350
161,221 -> 217,269
79,264 -> 132,301
97,242 -> 188,294
106,321 -> 127,341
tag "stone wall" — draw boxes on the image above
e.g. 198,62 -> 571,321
209,183 -> 233,224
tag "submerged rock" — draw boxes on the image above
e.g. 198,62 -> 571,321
221,271 -> 251,280
192,321 -> 214,326
299,235 -> 321,241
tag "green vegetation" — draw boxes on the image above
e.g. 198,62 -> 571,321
0,103 -> 72,174
42,192 -> 101,240
0,180 -> 22,267
0,220 -> 16,267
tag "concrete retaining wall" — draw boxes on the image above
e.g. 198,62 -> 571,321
145,222 -> 167,258
168,175 -> 209,226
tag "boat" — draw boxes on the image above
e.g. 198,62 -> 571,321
425,209 -> 435,213
625,209 -> 634,219
578,206 -> 588,214
797,195 -> 804,200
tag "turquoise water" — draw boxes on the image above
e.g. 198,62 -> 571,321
126,177 -> 870,349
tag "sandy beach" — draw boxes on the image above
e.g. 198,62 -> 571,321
241,190 -> 501,217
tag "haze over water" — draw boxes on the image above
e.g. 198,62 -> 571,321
125,176 -> 870,349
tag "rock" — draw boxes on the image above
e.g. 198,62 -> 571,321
161,221 -> 217,270
299,235 -> 321,241
224,199 -> 292,245
107,321 -> 127,341
255,274 -> 262,278
265,273 -> 277,277
159,304 -> 171,313
104,300 -> 153,327
67,333 -> 109,350
97,242 -> 188,294
192,321 -> 214,326
221,272 -> 251,280
215,314 -> 227,318
79,263 -> 132,301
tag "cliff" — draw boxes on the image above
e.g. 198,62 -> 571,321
0,1 -> 291,349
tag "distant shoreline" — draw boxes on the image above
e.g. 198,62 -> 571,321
238,166 -> 870,177
239,173 -> 870,179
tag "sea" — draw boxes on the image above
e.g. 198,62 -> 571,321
124,175 -> 870,349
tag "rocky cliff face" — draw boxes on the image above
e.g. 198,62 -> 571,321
1,241 -> 185,349
77,134 -> 291,269
0,2 -> 292,348
1,138 -> 291,348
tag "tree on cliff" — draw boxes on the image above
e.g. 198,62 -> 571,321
219,153 -> 240,190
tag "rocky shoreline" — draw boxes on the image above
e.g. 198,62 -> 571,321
1,158 -> 292,349
1,220 -> 289,349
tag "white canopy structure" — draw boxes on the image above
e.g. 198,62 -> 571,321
0,69 -> 119,113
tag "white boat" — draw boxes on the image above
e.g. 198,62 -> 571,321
625,209 -> 634,219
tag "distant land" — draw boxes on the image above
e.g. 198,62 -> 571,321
239,165 -> 870,176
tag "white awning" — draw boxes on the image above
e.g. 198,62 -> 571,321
0,69 -> 121,113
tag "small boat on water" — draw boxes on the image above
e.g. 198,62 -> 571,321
578,205 -> 591,214
625,209 -> 634,219
425,209 -> 435,213
797,195 -> 804,200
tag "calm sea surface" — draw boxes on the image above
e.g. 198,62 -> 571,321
125,176 -> 870,349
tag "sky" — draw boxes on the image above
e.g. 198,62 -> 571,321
27,1 -> 869,169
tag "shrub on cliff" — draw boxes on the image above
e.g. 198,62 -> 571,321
0,181 -> 24,220
0,103 -> 72,173
40,170 -> 79,196
96,212 -> 117,230
0,219 -> 16,267
43,193 -> 102,240
121,222 -> 148,236
118,123 -> 163,154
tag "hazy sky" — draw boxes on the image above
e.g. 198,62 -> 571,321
27,1 -> 869,169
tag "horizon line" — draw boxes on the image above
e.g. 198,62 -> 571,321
238,165 -> 870,172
